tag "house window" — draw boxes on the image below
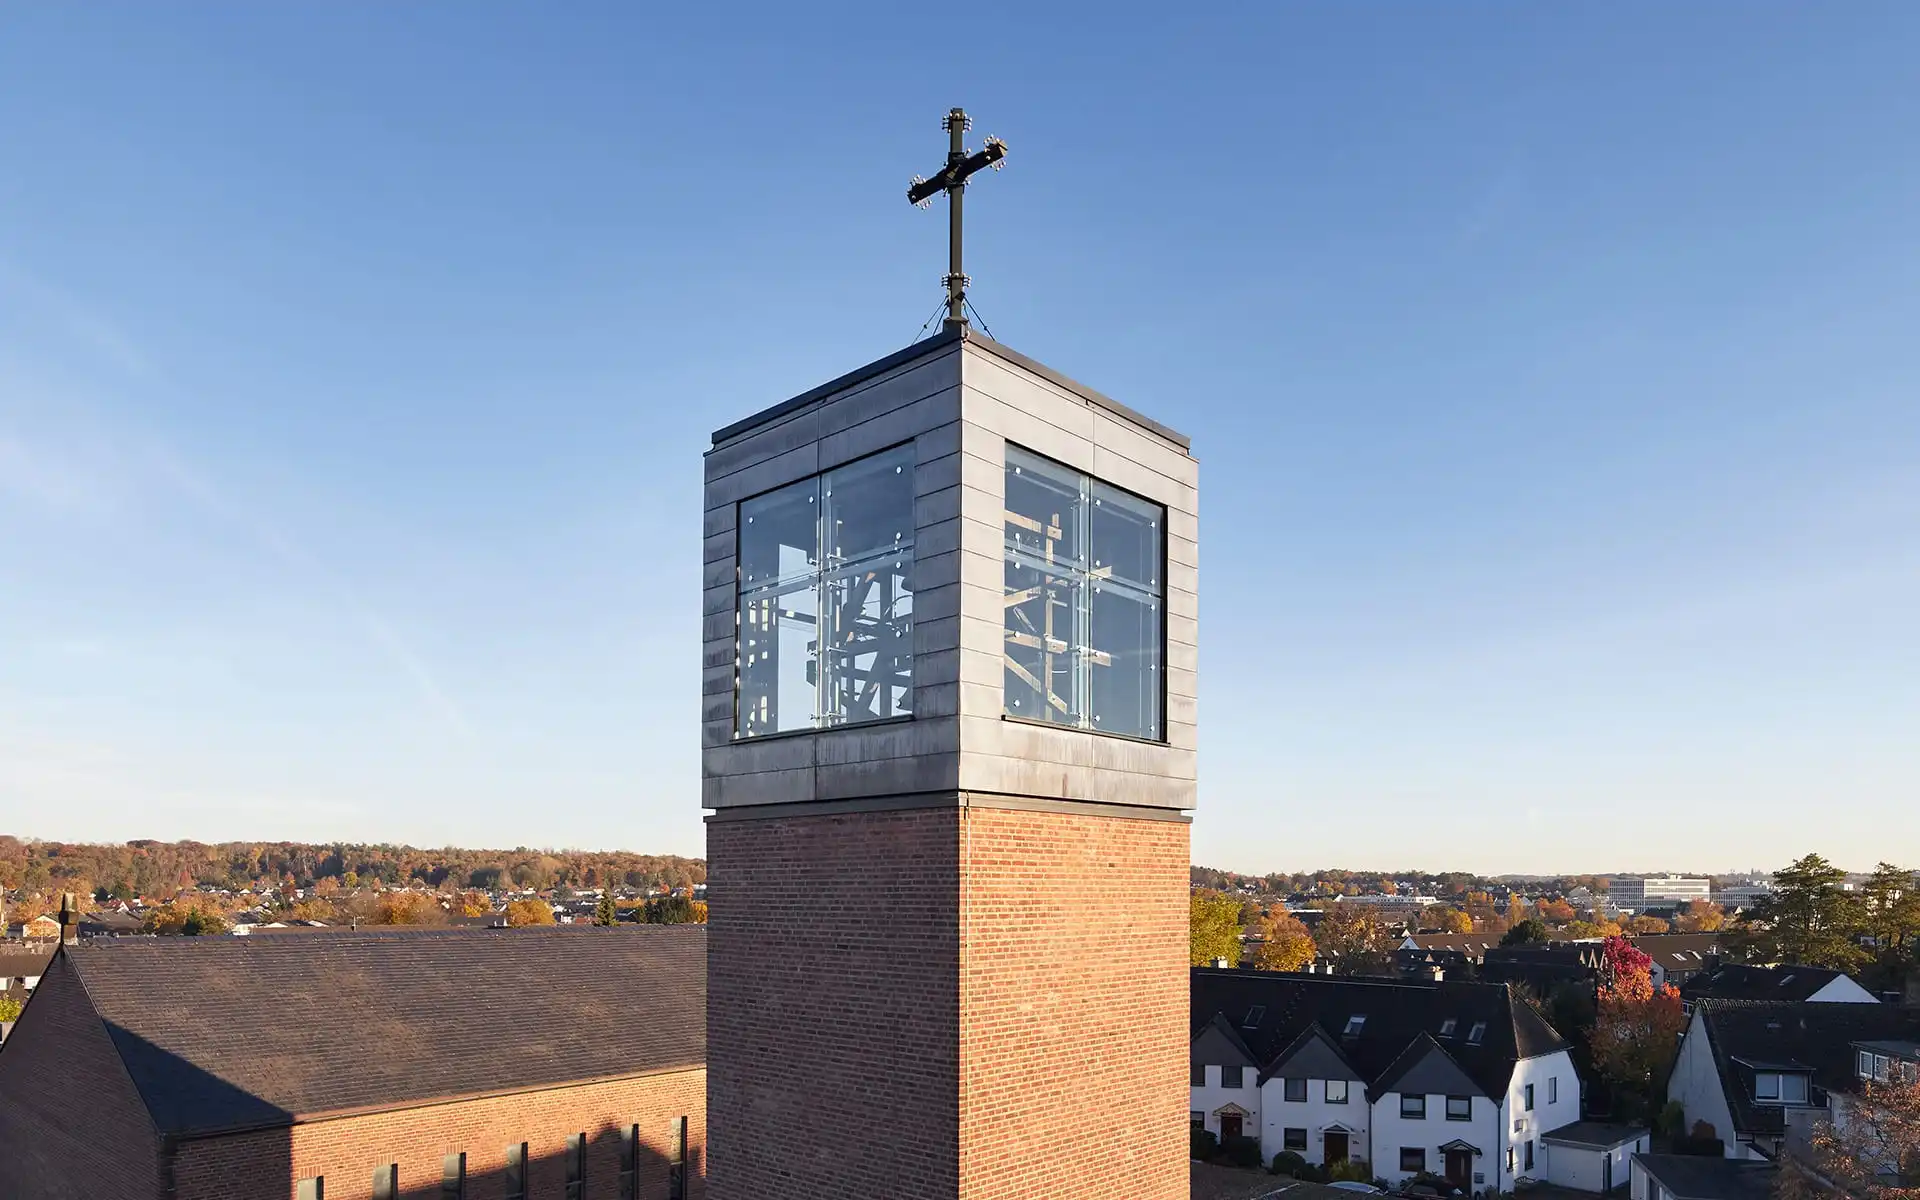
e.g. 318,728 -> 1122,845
1345,1015 -> 1368,1037
668,1115 -> 688,1200
504,1143 -> 527,1200
1549,1077 -> 1558,1104
1860,1050 -> 1876,1080
1439,1018 -> 1457,1037
1755,1073 -> 1780,1101
1192,1110 -> 1205,1130
1244,1006 -> 1266,1028
441,1153 -> 466,1200
297,1181 -> 324,1200
736,444 -> 916,737
1327,1079 -> 1350,1104
1467,1021 -> 1486,1045
1506,1148 -> 1515,1174
1222,1065 -> 1245,1089
1285,1077 -> 1308,1103
1402,1094 -> 1427,1119
1401,1148 -> 1426,1173
373,1166 -> 398,1200
1446,1096 -> 1472,1121
1525,1140 -> 1535,1171
566,1132 -> 587,1200
1285,1128 -> 1308,1151
1525,1084 -> 1535,1111
1192,1063 -> 1207,1086
1874,1055 -> 1893,1083
620,1124 -> 638,1200
1003,446 -> 1166,740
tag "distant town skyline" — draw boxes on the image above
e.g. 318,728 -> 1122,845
3,7 -> 1916,872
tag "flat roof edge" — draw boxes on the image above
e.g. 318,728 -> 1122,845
708,327 -> 1192,453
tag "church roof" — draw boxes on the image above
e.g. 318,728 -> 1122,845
50,925 -> 704,1137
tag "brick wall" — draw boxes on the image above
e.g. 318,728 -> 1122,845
0,953 -> 164,1200
707,801 -> 1187,1200
707,807 -> 963,1199
956,806 -> 1188,1200
170,1068 -> 704,1200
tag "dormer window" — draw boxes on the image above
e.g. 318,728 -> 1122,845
1243,1006 -> 1265,1029
1754,1072 -> 1810,1104
1439,1018 -> 1457,1038
1344,1015 -> 1367,1037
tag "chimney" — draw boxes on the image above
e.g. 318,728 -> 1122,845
58,892 -> 79,946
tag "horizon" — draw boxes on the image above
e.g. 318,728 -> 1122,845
3,6 -> 1916,873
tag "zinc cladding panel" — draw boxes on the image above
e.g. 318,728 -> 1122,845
702,350 -> 965,808
702,338 -> 1195,811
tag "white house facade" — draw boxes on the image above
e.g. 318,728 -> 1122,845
1192,969 -> 1584,1187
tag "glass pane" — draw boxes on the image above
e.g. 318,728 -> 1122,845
1003,558 -> 1081,726
1086,580 -> 1161,739
820,550 -> 914,726
738,477 -> 818,590
737,580 -> 817,735
823,444 -> 914,567
1090,481 -> 1162,593
1005,447 -> 1084,570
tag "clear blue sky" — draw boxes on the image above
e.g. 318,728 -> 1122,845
2,5 -> 1915,874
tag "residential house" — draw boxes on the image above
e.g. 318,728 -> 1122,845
1781,1036 -> 1920,1169
1631,934 -> 1722,990
0,948 -> 53,999
1679,964 -> 1880,1011
1192,968 -> 1580,1188
1480,944 -> 1605,993
0,926 -> 704,1199
1666,999 -> 1920,1160
1398,933 -> 1501,963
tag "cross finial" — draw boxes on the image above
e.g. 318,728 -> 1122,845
907,108 -> 1007,330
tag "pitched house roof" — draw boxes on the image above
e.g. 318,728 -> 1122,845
1631,1154 -> 1774,1200
1679,963 -> 1865,1004
1629,933 -> 1721,968
1402,933 -> 1500,960
1192,967 -> 1568,1099
0,947 -> 54,985
48,925 -> 704,1137
1686,1000 -> 1920,1141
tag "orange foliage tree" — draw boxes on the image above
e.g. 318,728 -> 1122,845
1255,911 -> 1318,972
505,898 -> 556,927
1591,937 -> 1687,1119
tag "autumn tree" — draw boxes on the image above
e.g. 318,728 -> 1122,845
0,995 -> 22,1023
1539,898 -> 1577,925
505,898 -> 556,927
1317,905 -> 1396,975
1727,854 -> 1867,970
1591,937 -> 1687,1120
1191,890 -> 1243,966
1675,901 -> 1727,933
1423,905 -> 1473,934
456,890 -> 493,918
1776,1075 -> 1920,1200
374,892 -> 443,926
1254,911 -> 1317,972
1627,915 -> 1672,935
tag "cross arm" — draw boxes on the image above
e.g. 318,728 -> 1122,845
905,137 -> 1008,206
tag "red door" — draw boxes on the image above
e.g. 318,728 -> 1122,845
1325,1131 -> 1350,1165
1220,1112 -> 1243,1141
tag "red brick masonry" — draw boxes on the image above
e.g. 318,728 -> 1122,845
171,1069 -> 705,1200
708,801 -> 1188,1200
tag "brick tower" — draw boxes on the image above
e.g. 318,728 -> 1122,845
702,326 -> 1197,1200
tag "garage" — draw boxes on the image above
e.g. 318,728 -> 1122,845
1542,1123 -> 1649,1193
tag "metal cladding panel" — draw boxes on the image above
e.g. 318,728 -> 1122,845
702,333 -> 1195,812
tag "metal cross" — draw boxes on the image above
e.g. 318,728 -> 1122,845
907,108 -> 1007,330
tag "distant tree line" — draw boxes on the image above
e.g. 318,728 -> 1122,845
0,835 -> 706,911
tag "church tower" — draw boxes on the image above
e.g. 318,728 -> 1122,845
701,114 -> 1197,1200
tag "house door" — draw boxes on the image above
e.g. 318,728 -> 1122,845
1220,1112 -> 1242,1142
1445,1149 -> 1474,1186
1604,1154 -> 1614,1192
1325,1131 -> 1350,1165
